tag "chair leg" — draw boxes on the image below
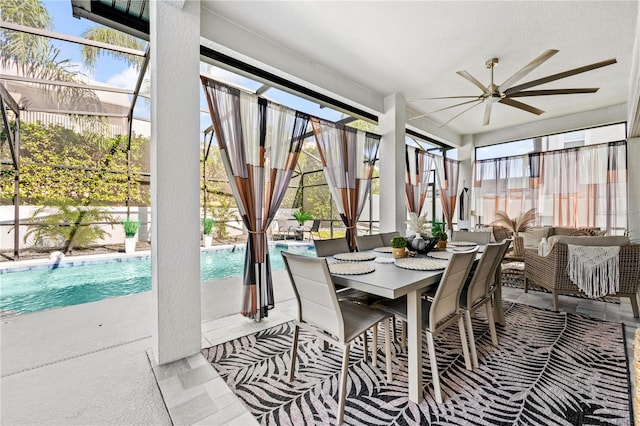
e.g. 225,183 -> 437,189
371,325 -> 378,367
552,291 -> 559,312
485,301 -> 498,346
337,345 -> 351,425
464,310 -> 479,370
384,318 -> 393,383
524,277 -> 529,293
457,316 -> 472,371
630,294 -> 639,319
288,324 -> 300,381
425,331 -> 442,404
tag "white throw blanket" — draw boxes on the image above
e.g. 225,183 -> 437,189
566,245 -> 620,298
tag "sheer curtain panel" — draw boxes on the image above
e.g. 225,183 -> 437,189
405,146 -> 435,215
202,77 -> 309,320
310,118 -> 380,251
435,155 -> 460,231
473,141 -> 627,234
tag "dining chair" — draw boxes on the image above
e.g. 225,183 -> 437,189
355,234 -> 384,251
303,219 -> 322,240
380,231 -> 401,247
375,248 -> 477,403
451,230 -> 492,244
282,252 -> 393,424
314,237 -> 350,257
314,236 -> 382,336
460,239 -> 509,369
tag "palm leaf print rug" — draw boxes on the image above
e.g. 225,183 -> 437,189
202,303 -> 630,425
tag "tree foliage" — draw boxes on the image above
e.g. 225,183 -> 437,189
81,27 -> 147,72
0,121 -> 149,205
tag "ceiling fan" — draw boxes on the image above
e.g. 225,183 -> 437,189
410,49 -> 617,127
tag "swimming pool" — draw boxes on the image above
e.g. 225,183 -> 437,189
0,245 -> 315,314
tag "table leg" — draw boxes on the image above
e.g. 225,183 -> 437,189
407,290 -> 423,403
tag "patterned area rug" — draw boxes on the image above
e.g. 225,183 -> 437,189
501,268 -> 620,304
202,303 -> 630,425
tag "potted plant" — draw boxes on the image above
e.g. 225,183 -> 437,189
292,209 -> 313,227
123,217 -> 140,254
492,208 -> 536,256
432,220 -> 448,249
202,217 -> 215,248
390,235 -> 408,259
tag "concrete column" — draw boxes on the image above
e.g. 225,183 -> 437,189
628,137 -> 640,244
456,136 -> 474,230
150,0 -> 201,364
379,93 -> 406,234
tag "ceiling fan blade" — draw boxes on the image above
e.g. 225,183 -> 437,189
409,95 -> 480,102
504,58 -> 617,95
508,88 -> 599,97
407,98 -> 481,121
439,100 -> 483,128
498,97 -> 544,115
456,71 -> 490,95
498,49 -> 559,92
483,103 -> 492,126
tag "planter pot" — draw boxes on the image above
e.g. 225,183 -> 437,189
203,234 -> 213,248
436,240 -> 448,249
392,247 -> 407,259
125,237 -> 136,254
512,235 -> 525,256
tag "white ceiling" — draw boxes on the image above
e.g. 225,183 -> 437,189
202,1 -> 638,146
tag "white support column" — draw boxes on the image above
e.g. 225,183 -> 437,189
379,93 -> 406,234
627,138 -> 640,244
150,0 -> 201,364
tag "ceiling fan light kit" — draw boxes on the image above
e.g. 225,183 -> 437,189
411,49 -> 616,127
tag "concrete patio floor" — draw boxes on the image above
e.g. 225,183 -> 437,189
2,262 -> 638,425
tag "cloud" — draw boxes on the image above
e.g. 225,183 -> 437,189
106,67 -> 139,90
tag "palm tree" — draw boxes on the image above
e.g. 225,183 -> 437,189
0,0 -> 105,122
80,27 -> 147,72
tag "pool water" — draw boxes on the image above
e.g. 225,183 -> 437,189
0,246 -> 315,314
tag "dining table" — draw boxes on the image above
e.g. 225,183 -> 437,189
328,250 -> 444,404
328,247 -> 505,404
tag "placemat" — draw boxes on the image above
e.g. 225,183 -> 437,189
333,252 -> 376,261
394,257 -> 448,271
373,247 -> 393,253
328,262 -> 375,275
427,251 -> 453,260
449,241 -> 478,247
374,257 -> 395,264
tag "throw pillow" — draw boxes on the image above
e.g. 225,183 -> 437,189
522,227 -> 551,248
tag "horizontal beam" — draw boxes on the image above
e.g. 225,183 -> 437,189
1,74 -> 134,95
23,108 -> 127,118
0,21 -> 146,57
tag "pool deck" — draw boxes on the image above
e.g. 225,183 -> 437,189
2,247 -> 639,425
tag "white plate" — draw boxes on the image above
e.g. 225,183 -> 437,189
329,262 -> 376,275
394,257 -> 448,271
333,252 -> 377,261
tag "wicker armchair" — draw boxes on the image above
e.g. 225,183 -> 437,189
524,240 -> 640,317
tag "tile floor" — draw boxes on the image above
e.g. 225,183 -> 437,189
152,285 -> 639,425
